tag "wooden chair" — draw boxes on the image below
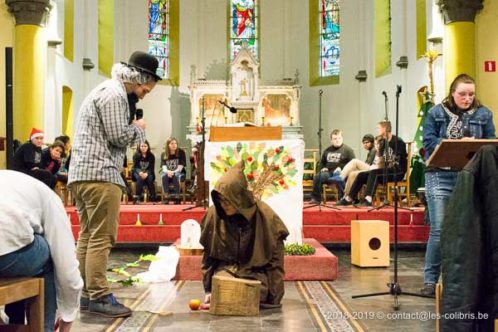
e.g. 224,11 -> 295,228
387,141 -> 413,207
0,277 -> 44,331
302,149 -> 318,199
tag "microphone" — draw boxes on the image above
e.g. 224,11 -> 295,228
382,91 -> 388,100
218,100 -> 238,114
136,108 -> 143,120
319,89 -> 323,96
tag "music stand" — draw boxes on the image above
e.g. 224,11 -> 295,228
426,139 -> 498,169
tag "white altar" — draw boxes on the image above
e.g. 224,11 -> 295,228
204,139 -> 304,244
187,44 -> 303,142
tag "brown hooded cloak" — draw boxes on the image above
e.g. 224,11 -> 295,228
200,161 -> 289,305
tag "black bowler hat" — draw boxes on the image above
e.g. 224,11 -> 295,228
126,51 -> 162,81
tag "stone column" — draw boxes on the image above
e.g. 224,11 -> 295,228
438,0 -> 483,89
6,0 -> 51,140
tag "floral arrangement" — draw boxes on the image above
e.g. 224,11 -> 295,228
209,142 -> 298,200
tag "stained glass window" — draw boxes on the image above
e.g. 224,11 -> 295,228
229,0 -> 258,61
319,0 -> 340,77
147,0 -> 169,79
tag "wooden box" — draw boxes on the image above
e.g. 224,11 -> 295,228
351,220 -> 390,267
209,274 -> 261,316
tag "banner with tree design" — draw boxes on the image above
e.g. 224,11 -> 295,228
205,139 -> 304,243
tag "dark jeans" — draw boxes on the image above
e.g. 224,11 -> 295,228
311,171 -> 343,200
0,234 -> 56,332
349,169 -> 404,199
135,176 -> 156,199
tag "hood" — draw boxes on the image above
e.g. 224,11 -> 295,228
211,161 -> 257,221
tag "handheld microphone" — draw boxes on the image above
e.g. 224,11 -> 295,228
136,108 -> 143,120
218,100 -> 238,114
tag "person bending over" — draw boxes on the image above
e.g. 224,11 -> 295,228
0,170 -> 83,332
200,161 -> 289,308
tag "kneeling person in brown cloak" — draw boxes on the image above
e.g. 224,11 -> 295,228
200,161 -> 289,308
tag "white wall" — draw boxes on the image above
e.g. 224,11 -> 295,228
48,0 -> 444,163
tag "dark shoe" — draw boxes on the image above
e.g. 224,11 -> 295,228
420,283 -> 436,297
260,302 -> 282,309
132,195 -> 140,205
357,200 -> 372,207
88,294 -> 132,318
335,197 -> 352,206
80,297 -> 89,311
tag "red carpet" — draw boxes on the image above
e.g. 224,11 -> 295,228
173,238 -> 338,281
66,202 -> 428,244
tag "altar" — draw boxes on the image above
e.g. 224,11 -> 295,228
187,43 -> 303,142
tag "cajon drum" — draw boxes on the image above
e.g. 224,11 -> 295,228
351,220 -> 390,267
209,274 -> 261,316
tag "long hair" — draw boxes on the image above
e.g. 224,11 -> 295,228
111,63 -> 155,85
163,137 -> 179,161
442,73 -> 482,110
136,140 -> 152,158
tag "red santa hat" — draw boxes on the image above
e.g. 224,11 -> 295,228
30,128 -> 44,140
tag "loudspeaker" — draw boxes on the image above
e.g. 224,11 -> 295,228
351,220 -> 390,267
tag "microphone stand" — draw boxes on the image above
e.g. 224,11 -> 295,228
183,97 -> 208,211
304,89 -> 341,211
353,85 -> 429,310
368,90 -> 411,212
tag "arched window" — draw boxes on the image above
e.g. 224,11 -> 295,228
229,0 -> 259,61
309,0 -> 340,86
148,0 -> 170,80
319,0 -> 340,77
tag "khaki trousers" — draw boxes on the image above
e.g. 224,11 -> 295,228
72,181 -> 122,300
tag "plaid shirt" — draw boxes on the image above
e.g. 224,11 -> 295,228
68,79 -> 145,188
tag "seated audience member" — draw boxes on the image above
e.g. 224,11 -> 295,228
54,135 -> 72,183
338,120 -> 407,206
41,140 -> 65,184
200,161 -> 289,309
132,140 -> 156,203
0,170 -> 83,332
333,135 -> 384,203
12,128 -> 56,189
309,129 -> 355,204
160,137 -> 186,203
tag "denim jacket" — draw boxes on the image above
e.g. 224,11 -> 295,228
423,104 -> 496,160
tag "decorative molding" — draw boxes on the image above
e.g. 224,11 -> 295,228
6,0 -> 52,26
437,0 -> 483,24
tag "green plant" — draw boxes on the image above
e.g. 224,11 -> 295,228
284,243 -> 316,256
107,254 -> 157,287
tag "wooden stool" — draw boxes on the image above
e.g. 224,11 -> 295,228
0,277 -> 44,331
210,274 -> 261,316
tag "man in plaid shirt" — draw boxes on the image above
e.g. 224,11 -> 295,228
68,51 -> 160,318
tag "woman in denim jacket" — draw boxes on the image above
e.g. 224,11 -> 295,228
420,73 -> 496,296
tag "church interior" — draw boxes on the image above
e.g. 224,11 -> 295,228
0,0 -> 497,331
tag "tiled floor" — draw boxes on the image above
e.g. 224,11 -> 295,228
70,247 -> 436,331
